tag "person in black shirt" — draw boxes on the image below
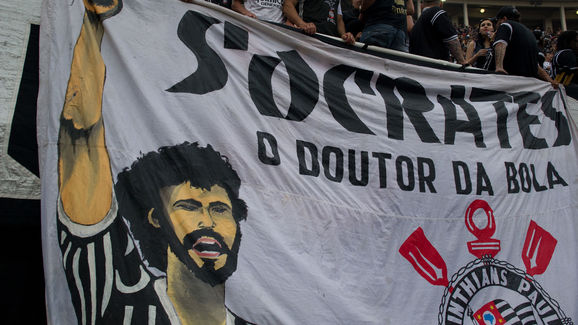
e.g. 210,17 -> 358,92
358,0 -> 408,51
409,0 -> 465,64
283,0 -> 355,43
493,6 -> 557,87
552,30 -> 578,99
552,30 -> 577,81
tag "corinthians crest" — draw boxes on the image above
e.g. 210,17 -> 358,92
399,200 -> 573,325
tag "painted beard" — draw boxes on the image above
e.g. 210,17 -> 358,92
168,227 -> 240,286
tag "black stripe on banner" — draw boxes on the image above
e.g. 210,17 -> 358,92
8,24 -> 40,177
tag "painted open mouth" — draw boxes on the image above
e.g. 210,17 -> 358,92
192,236 -> 223,258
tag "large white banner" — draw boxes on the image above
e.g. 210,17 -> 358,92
39,0 -> 578,324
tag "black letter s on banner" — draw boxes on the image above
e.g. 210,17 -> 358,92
167,11 -> 229,94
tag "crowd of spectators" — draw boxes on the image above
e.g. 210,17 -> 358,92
187,0 -> 577,90
455,9 -> 576,93
456,21 -> 566,73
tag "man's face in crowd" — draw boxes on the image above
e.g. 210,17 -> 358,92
156,182 -> 238,278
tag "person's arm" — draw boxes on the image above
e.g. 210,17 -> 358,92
463,41 -> 487,66
446,38 -> 466,65
492,23 -> 512,74
406,15 -> 414,34
59,9 -> 113,225
537,65 -> 559,88
232,0 -> 257,18
337,14 -> 355,44
463,49 -> 488,66
465,40 -> 475,60
406,0 -> 414,33
431,9 -> 465,64
494,42 -> 507,74
406,0 -> 414,16
283,0 -> 316,34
